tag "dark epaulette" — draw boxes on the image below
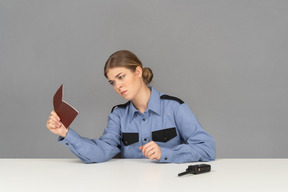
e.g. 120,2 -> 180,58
160,94 -> 184,104
111,101 -> 130,113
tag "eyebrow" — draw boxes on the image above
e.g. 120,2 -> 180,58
115,73 -> 122,78
108,72 -> 122,83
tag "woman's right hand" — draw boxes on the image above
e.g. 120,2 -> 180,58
46,111 -> 68,138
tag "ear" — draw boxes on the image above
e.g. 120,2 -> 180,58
135,66 -> 142,77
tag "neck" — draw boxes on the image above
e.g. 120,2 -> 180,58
132,85 -> 151,114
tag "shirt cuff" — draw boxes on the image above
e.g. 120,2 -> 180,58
159,147 -> 173,163
58,128 -> 80,146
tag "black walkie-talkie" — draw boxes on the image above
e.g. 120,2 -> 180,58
178,164 -> 211,177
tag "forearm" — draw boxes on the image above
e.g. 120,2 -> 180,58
159,141 -> 216,163
58,128 -> 120,163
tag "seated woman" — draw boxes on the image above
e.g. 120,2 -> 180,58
46,50 -> 216,163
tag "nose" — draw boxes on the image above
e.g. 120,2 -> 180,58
115,80 -> 122,89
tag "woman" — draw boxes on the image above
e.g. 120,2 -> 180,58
46,50 -> 216,163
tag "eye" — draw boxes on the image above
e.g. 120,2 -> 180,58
118,74 -> 125,80
109,81 -> 115,86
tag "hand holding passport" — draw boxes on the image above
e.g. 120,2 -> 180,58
53,84 -> 78,128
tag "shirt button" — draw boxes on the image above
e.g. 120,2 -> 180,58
65,143 -> 69,146
165,157 -> 168,160
143,118 -> 146,121
144,138 -> 147,141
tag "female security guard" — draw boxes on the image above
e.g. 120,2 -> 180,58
46,50 -> 216,163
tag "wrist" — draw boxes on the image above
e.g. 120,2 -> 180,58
60,128 -> 69,138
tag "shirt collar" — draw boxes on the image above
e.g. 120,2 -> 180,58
128,87 -> 161,122
147,87 -> 161,115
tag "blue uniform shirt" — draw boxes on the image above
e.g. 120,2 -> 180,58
58,87 -> 216,163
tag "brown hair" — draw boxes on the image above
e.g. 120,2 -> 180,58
104,50 -> 153,85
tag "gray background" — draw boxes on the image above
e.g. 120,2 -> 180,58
1,0 -> 287,158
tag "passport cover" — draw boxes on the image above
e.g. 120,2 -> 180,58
53,84 -> 78,128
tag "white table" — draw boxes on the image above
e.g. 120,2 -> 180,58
0,158 -> 287,192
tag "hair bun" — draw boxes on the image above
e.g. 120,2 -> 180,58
142,67 -> 153,85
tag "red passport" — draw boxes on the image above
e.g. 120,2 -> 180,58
53,84 -> 78,128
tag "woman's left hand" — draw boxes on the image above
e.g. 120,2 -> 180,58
139,141 -> 161,160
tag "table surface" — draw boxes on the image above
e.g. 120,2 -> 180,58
1,158 -> 287,192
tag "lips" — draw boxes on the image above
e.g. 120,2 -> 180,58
121,90 -> 127,95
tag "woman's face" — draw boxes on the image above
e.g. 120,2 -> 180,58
106,66 -> 143,101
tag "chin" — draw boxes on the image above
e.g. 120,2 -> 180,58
122,96 -> 132,101
121,94 -> 134,101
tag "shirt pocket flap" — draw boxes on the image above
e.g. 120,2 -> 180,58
122,132 -> 139,146
152,127 -> 177,142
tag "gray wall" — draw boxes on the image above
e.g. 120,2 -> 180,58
1,0 -> 287,158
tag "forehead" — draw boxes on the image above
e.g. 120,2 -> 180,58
106,67 -> 131,79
